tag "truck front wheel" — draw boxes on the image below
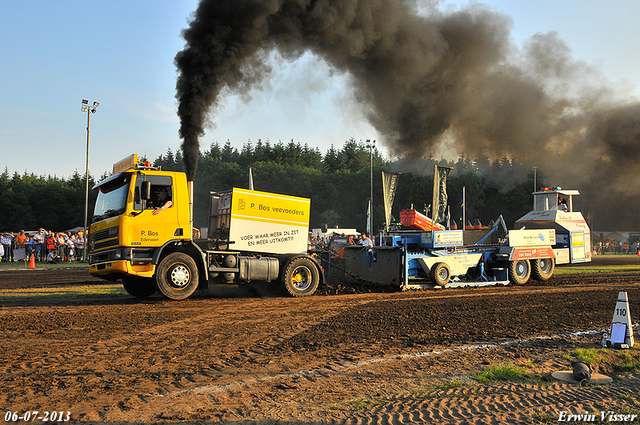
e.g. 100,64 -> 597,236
155,252 -> 199,300
282,257 -> 320,297
532,258 -> 555,281
508,259 -> 531,285
122,276 -> 156,298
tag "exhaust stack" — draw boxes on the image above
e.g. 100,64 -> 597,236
188,179 -> 194,239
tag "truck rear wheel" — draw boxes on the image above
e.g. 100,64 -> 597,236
282,257 -> 319,297
122,276 -> 156,298
532,258 -> 555,281
508,259 -> 531,285
430,262 -> 451,286
155,252 -> 199,300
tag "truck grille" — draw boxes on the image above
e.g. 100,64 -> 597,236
90,226 -> 119,252
94,238 -> 119,250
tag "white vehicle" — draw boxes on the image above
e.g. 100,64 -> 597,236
516,188 -> 591,264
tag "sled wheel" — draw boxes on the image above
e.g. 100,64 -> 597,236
155,252 -> 199,300
431,262 -> 451,286
508,259 -> 531,285
283,257 -> 320,297
122,275 -> 156,298
532,258 -> 555,281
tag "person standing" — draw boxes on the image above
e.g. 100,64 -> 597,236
66,235 -> 75,262
76,232 -> 85,261
15,230 -> 27,261
32,228 -> 45,261
1,232 -> 13,262
45,231 -> 56,259
56,233 -> 67,260
15,230 -> 27,247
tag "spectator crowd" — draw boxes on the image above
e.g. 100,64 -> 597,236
593,240 -> 640,255
308,232 -> 373,255
0,229 -> 85,264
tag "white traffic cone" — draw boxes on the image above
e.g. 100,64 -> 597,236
608,291 -> 634,348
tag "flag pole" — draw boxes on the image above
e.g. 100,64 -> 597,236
463,186 -> 466,231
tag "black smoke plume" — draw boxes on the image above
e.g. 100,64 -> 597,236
175,0 -> 640,229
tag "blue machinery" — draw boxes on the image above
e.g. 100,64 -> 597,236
344,217 -> 511,289
342,188 -> 588,290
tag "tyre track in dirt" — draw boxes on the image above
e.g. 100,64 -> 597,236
347,382 -> 640,425
116,281 -> 640,424
1,295 -> 376,423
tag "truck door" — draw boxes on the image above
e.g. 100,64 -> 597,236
131,175 -> 177,247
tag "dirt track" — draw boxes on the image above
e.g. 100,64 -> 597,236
1,256 -> 640,424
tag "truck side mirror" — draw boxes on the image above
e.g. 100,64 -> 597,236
141,181 -> 151,200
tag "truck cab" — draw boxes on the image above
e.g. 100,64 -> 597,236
89,154 -> 193,282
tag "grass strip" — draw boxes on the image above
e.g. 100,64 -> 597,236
0,284 -> 126,302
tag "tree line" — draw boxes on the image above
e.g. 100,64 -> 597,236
0,138 -> 543,233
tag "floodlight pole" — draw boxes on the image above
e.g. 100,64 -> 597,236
367,139 -> 376,239
81,99 -> 99,262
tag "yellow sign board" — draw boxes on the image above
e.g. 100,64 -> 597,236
113,154 -> 138,174
229,188 -> 310,254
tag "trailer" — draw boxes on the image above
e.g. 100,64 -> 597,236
344,215 -> 557,289
342,181 -> 594,290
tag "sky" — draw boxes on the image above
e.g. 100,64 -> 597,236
1,0 -> 639,179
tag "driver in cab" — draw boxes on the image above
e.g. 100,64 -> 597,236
152,187 -> 172,215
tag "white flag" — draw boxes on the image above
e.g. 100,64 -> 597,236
382,171 -> 400,231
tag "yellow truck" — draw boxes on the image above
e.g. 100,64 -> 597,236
88,154 -> 323,300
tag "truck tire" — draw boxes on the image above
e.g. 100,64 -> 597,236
508,259 -> 531,285
532,258 -> 555,281
430,262 -> 451,286
282,257 -> 320,297
155,252 -> 199,300
122,276 -> 156,298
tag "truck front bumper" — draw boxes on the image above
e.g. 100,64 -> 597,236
89,248 -> 156,279
89,259 -> 156,279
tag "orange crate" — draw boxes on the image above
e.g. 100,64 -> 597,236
400,209 -> 445,231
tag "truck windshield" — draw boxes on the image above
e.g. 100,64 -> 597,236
93,175 -> 130,222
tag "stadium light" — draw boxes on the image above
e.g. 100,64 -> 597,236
367,139 -> 376,238
81,99 -> 99,261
